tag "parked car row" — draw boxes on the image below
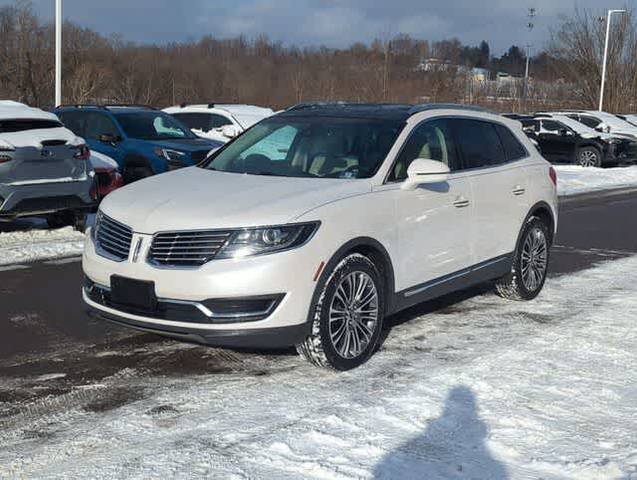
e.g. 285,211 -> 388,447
505,110 -> 637,168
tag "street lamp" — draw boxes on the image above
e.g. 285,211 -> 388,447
523,8 -> 536,108
55,0 -> 62,107
598,9 -> 626,112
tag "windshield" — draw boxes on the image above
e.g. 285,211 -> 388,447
115,112 -> 196,140
201,116 -> 404,179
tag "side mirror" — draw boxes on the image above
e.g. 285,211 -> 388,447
558,128 -> 570,136
220,125 -> 240,139
402,159 -> 451,190
99,133 -> 119,143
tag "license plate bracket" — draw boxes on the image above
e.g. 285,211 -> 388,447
110,275 -> 157,312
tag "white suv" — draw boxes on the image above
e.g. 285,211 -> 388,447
163,104 -> 274,144
83,103 -> 558,370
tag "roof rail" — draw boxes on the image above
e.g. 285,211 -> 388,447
286,101 -> 350,112
408,103 -> 495,115
55,103 -> 156,110
102,104 -> 156,110
55,104 -> 107,110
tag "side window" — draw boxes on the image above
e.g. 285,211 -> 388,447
209,114 -> 233,129
453,119 -> 505,169
540,120 -> 563,133
173,113 -> 210,132
495,125 -> 528,161
579,116 -> 602,129
390,119 -> 458,181
84,112 -> 120,140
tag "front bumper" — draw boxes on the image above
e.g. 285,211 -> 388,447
82,226 -> 327,347
85,301 -> 311,348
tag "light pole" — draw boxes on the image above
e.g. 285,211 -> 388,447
523,8 -> 536,109
55,0 -> 62,107
599,9 -> 626,112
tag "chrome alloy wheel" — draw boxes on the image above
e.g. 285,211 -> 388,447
328,271 -> 379,359
520,227 -> 548,292
578,150 -> 599,167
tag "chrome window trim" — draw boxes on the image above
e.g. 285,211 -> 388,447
383,114 -> 531,185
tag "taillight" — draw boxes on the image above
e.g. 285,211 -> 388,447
73,145 -> 90,161
549,166 -> 557,187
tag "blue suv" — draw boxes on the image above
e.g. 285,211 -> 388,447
55,105 -> 223,183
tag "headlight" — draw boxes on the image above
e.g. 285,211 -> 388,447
154,148 -> 186,162
92,210 -> 103,240
216,222 -> 320,259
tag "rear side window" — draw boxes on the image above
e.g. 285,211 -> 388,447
58,111 -> 86,136
495,124 -> 528,161
0,119 -> 63,133
173,113 -> 232,132
540,120 -> 563,132
578,116 -> 602,129
453,119 -> 505,169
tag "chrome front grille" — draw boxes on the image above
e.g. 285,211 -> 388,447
95,214 -> 133,261
149,230 -> 233,267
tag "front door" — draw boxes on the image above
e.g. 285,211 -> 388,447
385,118 -> 474,292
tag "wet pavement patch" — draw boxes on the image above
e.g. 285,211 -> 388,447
83,386 -> 145,413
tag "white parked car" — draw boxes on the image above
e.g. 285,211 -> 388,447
83,103 -> 558,370
163,104 -> 274,143
550,111 -> 637,141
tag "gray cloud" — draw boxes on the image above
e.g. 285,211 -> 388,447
1,0 -> 629,53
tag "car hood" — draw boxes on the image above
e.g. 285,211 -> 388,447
151,137 -> 222,152
100,167 -> 371,233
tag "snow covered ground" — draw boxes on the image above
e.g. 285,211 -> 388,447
0,222 -> 85,266
556,165 -> 637,196
1,255 -> 637,479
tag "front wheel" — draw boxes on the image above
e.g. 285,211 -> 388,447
123,164 -> 153,184
495,217 -> 550,301
296,253 -> 384,371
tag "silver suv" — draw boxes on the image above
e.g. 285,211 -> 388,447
0,101 -> 95,228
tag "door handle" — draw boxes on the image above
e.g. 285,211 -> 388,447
453,197 -> 470,208
512,186 -> 526,196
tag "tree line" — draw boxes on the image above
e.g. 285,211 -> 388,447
0,1 -> 635,113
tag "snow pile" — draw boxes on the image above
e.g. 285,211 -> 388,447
556,165 -> 637,196
0,225 -> 84,265
2,256 -> 637,479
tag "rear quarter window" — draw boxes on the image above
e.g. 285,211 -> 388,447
495,124 -> 528,161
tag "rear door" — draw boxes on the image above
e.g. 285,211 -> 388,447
452,119 -> 531,264
0,119 -> 87,185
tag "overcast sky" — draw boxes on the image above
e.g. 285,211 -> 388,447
2,0 -> 631,54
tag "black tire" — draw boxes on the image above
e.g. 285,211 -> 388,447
296,253 -> 385,371
123,160 -> 154,184
576,146 -> 602,168
495,217 -> 551,301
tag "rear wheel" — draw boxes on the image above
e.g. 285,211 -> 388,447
495,217 -> 550,301
296,253 -> 384,371
576,146 -> 602,168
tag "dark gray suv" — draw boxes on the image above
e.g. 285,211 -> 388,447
0,102 -> 95,228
